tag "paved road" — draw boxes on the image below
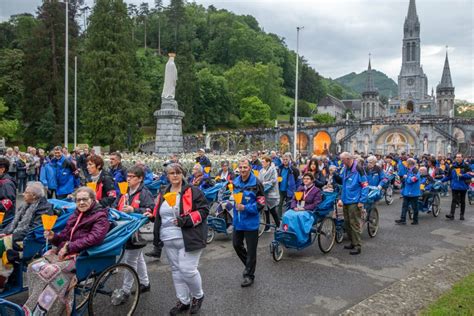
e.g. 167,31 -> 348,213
9,193 -> 474,315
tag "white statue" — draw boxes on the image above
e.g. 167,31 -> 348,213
162,53 -> 178,99
423,137 -> 428,153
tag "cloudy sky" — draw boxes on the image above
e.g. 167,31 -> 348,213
1,0 -> 473,101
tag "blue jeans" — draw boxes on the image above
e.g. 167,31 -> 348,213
401,196 -> 419,222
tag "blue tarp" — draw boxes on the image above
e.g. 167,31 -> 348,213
203,182 -> 227,201
282,210 -> 314,246
85,209 -> 149,257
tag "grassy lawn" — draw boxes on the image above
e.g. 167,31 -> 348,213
421,272 -> 474,316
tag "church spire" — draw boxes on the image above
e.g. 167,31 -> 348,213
406,0 -> 418,21
438,49 -> 453,89
365,54 -> 376,93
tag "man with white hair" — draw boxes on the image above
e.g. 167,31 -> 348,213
334,152 -> 368,255
270,151 -> 282,167
395,158 -> 421,225
277,152 -> 300,217
366,156 -> 387,189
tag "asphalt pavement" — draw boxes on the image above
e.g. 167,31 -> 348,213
8,192 -> 474,315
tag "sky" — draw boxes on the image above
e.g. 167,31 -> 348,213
1,0 -> 473,101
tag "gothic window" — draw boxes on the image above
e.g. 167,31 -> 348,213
411,42 -> 416,61
406,43 -> 411,61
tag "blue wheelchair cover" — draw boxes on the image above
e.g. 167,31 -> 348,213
203,181 -> 227,201
30,199 -> 76,244
316,191 -> 338,213
84,209 -> 149,257
367,186 -> 381,202
146,179 -> 162,190
282,210 -> 314,246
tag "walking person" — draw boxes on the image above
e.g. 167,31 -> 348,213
111,166 -> 154,304
442,153 -> 473,220
395,158 -> 421,225
277,153 -> 300,217
232,158 -> 265,287
258,156 -> 280,232
334,152 -> 368,255
145,163 -> 208,315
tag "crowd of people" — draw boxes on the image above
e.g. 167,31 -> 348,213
0,145 -> 473,315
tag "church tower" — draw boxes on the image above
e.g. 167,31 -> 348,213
436,50 -> 455,116
362,56 -> 379,118
398,0 -> 428,112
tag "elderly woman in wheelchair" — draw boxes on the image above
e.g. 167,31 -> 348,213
23,186 -> 109,315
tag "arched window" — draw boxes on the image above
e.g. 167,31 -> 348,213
411,42 -> 416,61
406,43 -> 411,61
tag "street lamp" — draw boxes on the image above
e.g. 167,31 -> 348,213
62,0 -> 69,149
74,56 -> 77,148
293,26 -> 304,159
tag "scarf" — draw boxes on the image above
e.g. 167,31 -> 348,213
4,199 -> 41,237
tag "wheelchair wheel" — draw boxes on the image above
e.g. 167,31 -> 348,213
385,186 -> 394,205
335,227 -> 344,244
258,210 -> 266,237
271,242 -> 284,262
317,217 -> 336,253
431,194 -> 441,217
367,207 -> 379,238
88,263 -> 140,316
75,273 -> 96,312
206,228 -> 215,244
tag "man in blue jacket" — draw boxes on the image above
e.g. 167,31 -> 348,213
277,153 -> 300,217
109,152 -> 128,196
232,158 -> 265,287
395,158 -> 421,225
40,153 -> 57,198
442,153 -> 473,220
334,152 -> 368,255
50,146 -> 77,199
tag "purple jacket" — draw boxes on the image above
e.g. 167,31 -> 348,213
52,202 -> 109,254
290,184 -> 322,211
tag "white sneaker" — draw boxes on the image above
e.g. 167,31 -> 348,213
111,289 -> 130,306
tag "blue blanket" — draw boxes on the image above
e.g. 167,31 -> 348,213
282,210 -> 314,246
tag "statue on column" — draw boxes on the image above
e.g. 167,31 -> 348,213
162,53 -> 177,99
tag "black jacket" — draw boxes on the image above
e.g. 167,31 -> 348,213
88,171 -> 116,208
152,183 -> 209,252
0,173 -> 17,218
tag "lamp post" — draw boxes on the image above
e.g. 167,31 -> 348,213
293,26 -> 304,159
74,56 -> 77,148
64,0 -> 69,149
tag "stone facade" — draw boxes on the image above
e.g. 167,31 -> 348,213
154,98 -> 184,155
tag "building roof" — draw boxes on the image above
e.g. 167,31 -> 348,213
364,57 -> 377,93
342,100 -> 361,111
318,94 -> 346,109
437,51 -> 454,90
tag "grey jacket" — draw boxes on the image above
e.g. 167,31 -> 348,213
259,165 -> 280,207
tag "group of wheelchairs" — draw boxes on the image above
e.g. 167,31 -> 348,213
0,199 -> 149,316
199,179 -> 383,263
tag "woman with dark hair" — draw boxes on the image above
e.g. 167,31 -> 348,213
145,163 -> 209,315
86,155 -> 116,207
111,166 -> 155,304
306,158 -> 327,189
290,173 -> 323,211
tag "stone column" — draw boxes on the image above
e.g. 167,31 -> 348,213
154,98 -> 185,155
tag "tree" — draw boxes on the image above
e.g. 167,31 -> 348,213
83,0 -> 150,150
240,96 -> 271,127
0,98 -> 19,140
313,113 -> 336,124
0,48 -> 24,121
21,0 -> 79,145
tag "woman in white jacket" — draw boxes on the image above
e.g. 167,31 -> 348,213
259,156 -> 281,231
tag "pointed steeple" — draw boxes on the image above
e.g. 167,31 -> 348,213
365,54 -> 376,93
406,0 -> 418,21
438,49 -> 453,89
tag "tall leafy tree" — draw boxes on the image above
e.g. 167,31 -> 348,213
21,0 -> 79,145
83,0 -> 150,150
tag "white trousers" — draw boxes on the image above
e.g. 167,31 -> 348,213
163,238 -> 204,305
121,248 -> 150,293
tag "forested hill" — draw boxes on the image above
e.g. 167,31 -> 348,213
0,0 -> 359,149
335,70 -> 398,98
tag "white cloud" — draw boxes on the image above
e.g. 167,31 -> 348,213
1,0 -> 473,101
